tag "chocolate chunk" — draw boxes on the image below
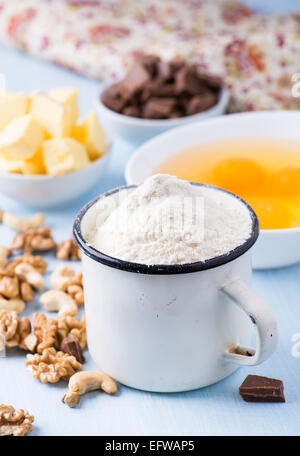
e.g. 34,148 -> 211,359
154,83 -> 177,97
122,105 -> 140,117
138,54 -> 160,76
101,83 -> 126,113
168,111 -> 182,119
169,58 -> 185,74
140,77 -> 165,102
196,71 -> 223,91
61,336 -> 85,364
120,63 -> 150,99
239,375 -> 285,403
142,80 -> 176,101
143,97 -> 177,119
186,92 -> 218,115
157,60 -> 172,81
175,65 -> 205,95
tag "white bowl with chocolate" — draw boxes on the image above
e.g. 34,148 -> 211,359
96,56 -> 229,145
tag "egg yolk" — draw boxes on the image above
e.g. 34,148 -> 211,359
212,158 -> 267,196
269,167 -> 300,196
245,197 -> 294,230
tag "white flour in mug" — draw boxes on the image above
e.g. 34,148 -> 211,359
88,174 -> 253,265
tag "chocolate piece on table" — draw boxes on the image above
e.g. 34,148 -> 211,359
120,63 -> 150,98
61,335 -> 85,364
239,375 -> 285,403
142,97 -> 177,119
186,92 -> 218,115
101,83 -> 126,113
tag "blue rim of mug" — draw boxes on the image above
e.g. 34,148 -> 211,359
73,183 -> 259,275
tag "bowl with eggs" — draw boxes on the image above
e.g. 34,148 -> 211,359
0,88 -> 111,207
125,111 -> 300,269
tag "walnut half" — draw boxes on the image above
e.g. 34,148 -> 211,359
26,347 -> 82,383
0,311 -> 36,351
56,239 -> 81,261
0,405 -> 34,436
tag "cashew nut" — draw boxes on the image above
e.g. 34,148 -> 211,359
50,264 -> 75,290
15,263 -> 43,289
0,246 -> 11,269
40,290 -> 77,317
62,371 -> 118,408
0,298 -> 25,314
2,212 -> 44,231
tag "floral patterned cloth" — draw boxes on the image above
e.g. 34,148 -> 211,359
0,0 -> 299,112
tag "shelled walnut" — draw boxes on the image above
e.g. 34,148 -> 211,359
32,312 -> 57,354
0,405 -> 34,436
56,239 -> 81,261
0,311 -> 36,351
25,347 -> 82,383
11,227 -> 56,253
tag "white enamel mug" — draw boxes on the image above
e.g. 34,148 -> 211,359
74,184 -> 278,393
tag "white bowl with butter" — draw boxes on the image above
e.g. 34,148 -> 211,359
0,146 -> 111,207
0,88 -> 110,207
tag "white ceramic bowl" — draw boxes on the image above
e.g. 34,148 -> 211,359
95,86 -> 229,145
0,146 -> 112,208
125,111 -> 300,270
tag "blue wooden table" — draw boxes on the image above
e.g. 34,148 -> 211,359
1,1 -> 300,436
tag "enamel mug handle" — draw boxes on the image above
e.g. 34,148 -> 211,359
222,276 -> 278,366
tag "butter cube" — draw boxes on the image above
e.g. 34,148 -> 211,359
49,88 -> 78,127
42,138 -> 90,176
0,92 -> 28,129
0,157 -> 23,174
23,149 -> 46,174
0,115 -> 44,160
30,93 -> 72,138
72,111 -> 107,160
